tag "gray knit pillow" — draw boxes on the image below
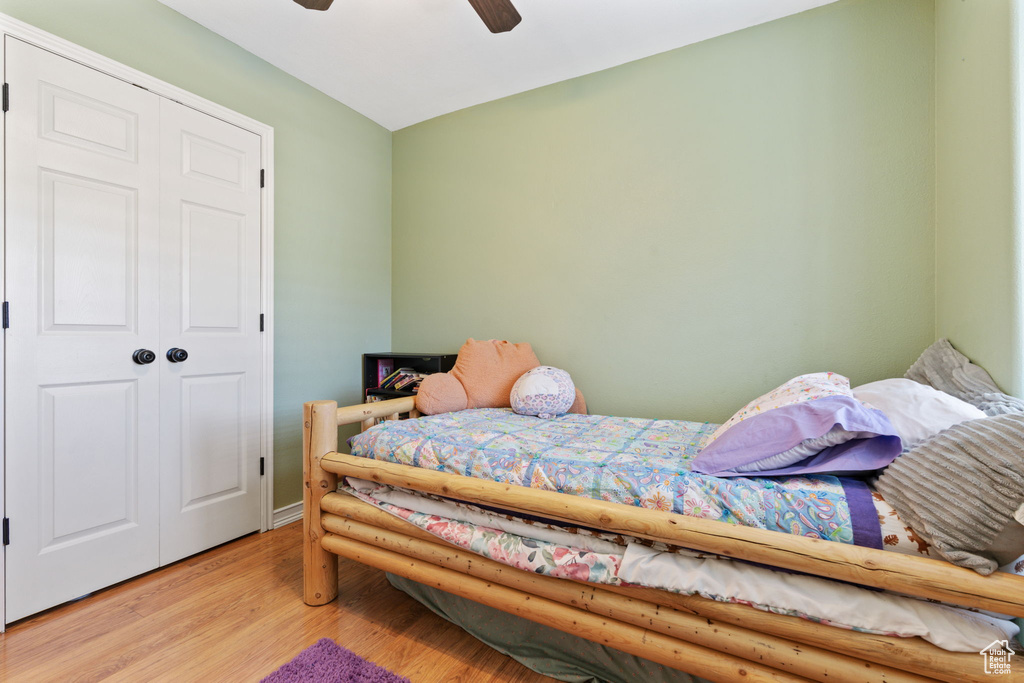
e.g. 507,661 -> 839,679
875,414 -> 1024,574
905,339 -> 1024,416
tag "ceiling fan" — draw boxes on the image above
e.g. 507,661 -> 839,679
292,0 -> 522,34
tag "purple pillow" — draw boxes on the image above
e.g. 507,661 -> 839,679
692,395 -> 902,477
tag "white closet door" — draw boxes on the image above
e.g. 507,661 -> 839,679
158,99 -> 263,564
4,38 -> 161,621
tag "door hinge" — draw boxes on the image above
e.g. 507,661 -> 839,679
260,169 -> 265,188
259,457 -> 265,476
259,313 -> 264,332
3,518 -> 9,546
3,301 -> 10,329
2,83 -> 8,113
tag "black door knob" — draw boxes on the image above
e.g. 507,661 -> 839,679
166,348 -> 189,363
133,349 -> 156,365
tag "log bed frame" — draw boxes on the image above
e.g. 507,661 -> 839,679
303,398 -> 1024,683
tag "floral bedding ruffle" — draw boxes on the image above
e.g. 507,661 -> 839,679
341,479 -> 1019,652
345,481 -> 623,584
350,409 -> 887,548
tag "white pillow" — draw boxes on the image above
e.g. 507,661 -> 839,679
510,366 -> 575,419
732,426 -> 878,472
852,378 -> 986,449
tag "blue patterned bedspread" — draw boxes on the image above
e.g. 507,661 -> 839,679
348,408 -> 877,545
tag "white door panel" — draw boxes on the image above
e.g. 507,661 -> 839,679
42,171 -> 138,330
158,99 -> 262,565
182,203 -> 246,332
180,373 -> 246,505
5,37 -> 161,622
42,380 -> 140,543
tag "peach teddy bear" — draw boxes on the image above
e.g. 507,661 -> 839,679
415,338 -> 586,416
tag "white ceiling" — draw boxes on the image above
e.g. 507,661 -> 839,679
157,0 -> 838,131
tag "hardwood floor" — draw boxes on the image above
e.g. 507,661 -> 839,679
0,522 -> 553,682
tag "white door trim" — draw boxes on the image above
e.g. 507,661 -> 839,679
0,12 -> 276,628
0,22 -> 7,636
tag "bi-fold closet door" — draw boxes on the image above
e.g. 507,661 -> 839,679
4,37 -> 264,622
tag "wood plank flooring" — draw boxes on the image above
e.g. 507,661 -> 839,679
0,521 -> 553,682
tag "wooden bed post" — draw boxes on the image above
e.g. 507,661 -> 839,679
303,400 -> 339,605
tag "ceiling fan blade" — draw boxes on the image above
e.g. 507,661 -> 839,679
467,0 -> 522,33
292,0 -> 335,10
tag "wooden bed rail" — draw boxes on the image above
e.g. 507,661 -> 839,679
324,533 -> 810,683
324,494 -> 967,683
326,459 -> 1024,615
337,395 -> 416,431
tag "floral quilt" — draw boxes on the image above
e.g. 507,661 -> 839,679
345,482 -> 624,584
349,408 -> 879,545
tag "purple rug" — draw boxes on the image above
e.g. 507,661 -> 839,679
262,638 -> 411,683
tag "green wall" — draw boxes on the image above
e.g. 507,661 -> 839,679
7,0 -> 1018,509
0,0 -> 393,509
935,0 -> 1024,396
392,0 -> 936,422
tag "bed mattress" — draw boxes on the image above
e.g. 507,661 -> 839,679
350,408 -> 889,548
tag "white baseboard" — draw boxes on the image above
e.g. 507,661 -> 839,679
273,502 -> 303,528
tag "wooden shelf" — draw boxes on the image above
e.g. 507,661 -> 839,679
366,388 -> 419,399
362,352 -> 457,403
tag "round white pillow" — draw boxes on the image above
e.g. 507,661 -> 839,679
511,366 -> 575,419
